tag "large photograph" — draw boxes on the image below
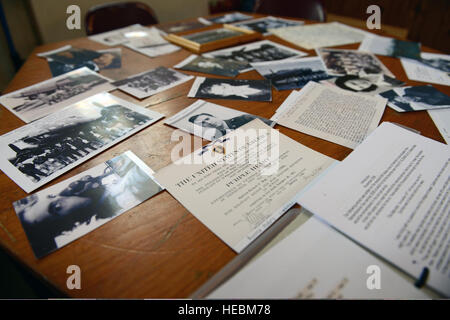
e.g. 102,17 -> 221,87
0,92 -> 163,193
165,100 -> 275,141
188,77 -> 272,102
379,85 -> 450,112
0,67 -> 113,123
322,74 -> 404,96
233,16 -> 304,35
174,54 -> 250,77
112,67 -> 193,99
251,57 -> 332,90
13,151 -> 163,258
203,40 -> 307,66
317,48 -> 394,77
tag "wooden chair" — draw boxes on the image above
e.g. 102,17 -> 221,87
85,2 -> 159,36
253,0 -> 327,22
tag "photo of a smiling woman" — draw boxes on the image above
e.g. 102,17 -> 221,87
14,153 -> 162,258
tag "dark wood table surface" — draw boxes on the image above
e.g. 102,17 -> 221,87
0,13 -> 448,298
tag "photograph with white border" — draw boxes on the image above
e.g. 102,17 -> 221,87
232,16 -> 304,35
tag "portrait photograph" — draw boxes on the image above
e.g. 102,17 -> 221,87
198,12 -> 253,25
317,48 -> 394,77
379,85 -> 450,112
203,39 -> 307,65
13,151 -> 163,258
251,57 -> 333,90
0,67 -> 113,123
359,35 -> 421,60
0,92 -> 163,193
188,77 -> 272,102
174,54 -> 250,77
233,16 -> 304,35
112,67 -> 193,99
322,74 -> 405,96
165,100 -> 275,141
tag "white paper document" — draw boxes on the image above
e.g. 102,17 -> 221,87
298,122 -> 450,297
428,108 -> 450,144
400,52 -> 450,86
209,213 -> 429,299
270,22 -> 369,50
154,119 -> 335,253
271,82 -> 387,149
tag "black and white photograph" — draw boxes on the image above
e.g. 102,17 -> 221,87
88,24 -> 150,46
165,100 -> 275,141
322,74 -> 405,96
40,46 -> 122,76
174,54 -> 250,77
317,48 -> 394,77
0,92 -> 164,193
203,40 -> 307,66
232,16 -> 304,35
157,19 -> 210,34
251,57 -> 332,90
183,28 -> 244,44
198,12 -> 252,25
123,27 -> 180,58
379,85 -> 450,112
0,67 -> 113,123
188,77 -> 272,101
13,151 -> 163,258
112,67 -> 193,99
359,35 -> 421,60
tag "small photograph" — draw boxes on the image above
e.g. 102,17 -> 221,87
203,40 -> 307,65
322,74 -> 405,96
188,77 -> 272,102
157,20 -> 210,34
174,54 -> 250,77
198,12 -> 252,25
0,92 -> 164,193
233,16 -> 304,35
88,24 -> 150,46
13,151 -> 163,258
380,85 -> 450,112
123,27 -> 180,58
359,35 -> 421,60
420,54 -> 450,73
0,67 -> 113,123
41,47 -> 122,76
183,28 -> 244,44
165,100 -> 275,141
112,67 -> 193,99
317,48 -> 394,77
251,57 -> 332,90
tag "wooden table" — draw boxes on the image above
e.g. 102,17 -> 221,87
0,14 -> 448,298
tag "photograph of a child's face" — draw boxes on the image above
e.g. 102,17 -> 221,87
13,152 -> 162,258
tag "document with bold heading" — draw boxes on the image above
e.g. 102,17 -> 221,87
154,119 -> 335,253
209,212 -> 430,299
271,82 -> 387,149
298,122 -> 450,297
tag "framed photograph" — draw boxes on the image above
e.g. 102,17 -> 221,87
0,92 -> 164,193
322,74 -> 404,96
251,57 -> 333,90
232,16 -> 304,35
165,100 -> 275,141
174,54 -> 250,77
13,151 -> 163,258
316,48 -> 394,77
188,77 -> 272,102
0,67 -> 113,123
198,12 -> 253,25
112,67 -> 193,99
165,25 -> 261,53
203,40 -> 307,70
380,85 -> 450,112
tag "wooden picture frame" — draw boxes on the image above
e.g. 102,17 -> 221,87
165,24 -> 261,53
